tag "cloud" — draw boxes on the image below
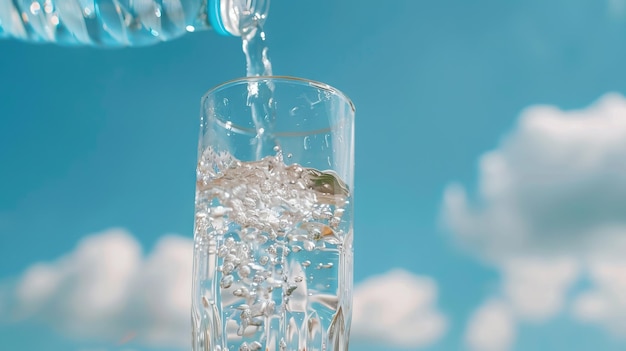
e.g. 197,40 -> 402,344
501,257 -> 579,321
2,229 -> 447,349
441,93 -> 626,347
351,269 -> 447,348
465,299 -> 515,351
6,228 -> 192,348
572,258 -> 626,335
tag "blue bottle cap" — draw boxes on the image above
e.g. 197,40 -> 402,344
208,0 -> 233,36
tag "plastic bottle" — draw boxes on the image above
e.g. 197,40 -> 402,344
0,0 -> 269,46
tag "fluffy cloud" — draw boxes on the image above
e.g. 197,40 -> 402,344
6,228 -> 192,348
351,269 -> 447,348
442,93 -> 626,348
572,258 -> 626,335
501,257 -> 579,321
465,299 -> 515,351
2,229 -> 446,349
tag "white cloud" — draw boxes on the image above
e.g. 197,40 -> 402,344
351,269 -> 447,348
502,257 -> 579,321
2,229 -> 447,349
441,93 -> 626,345
443,93 -> 626,260
7,228 -> 192,348
572,259 -> 626,335
465,299 -> 515,351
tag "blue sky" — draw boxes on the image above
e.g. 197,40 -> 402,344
2,1 -> 626,350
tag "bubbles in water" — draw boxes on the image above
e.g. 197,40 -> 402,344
194,149 -> 352,351
221,275 -> 234,289
233,288 -> 248,297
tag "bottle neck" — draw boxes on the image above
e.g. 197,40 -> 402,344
209,0 -> 270,37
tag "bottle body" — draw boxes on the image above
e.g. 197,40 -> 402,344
0,0 -> 269,47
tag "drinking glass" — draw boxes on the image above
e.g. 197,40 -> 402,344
192,76 -> 355,351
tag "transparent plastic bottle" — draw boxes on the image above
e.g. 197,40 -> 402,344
0,0 -> 269,46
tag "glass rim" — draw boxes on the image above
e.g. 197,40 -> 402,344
202,75 -> 356,114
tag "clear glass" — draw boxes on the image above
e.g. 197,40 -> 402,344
192,76 -> 355,351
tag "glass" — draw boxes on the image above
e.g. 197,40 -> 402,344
192,76 -> 355,351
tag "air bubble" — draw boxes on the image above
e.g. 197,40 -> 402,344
259,256 -> 269,265
225,237 -> 235,247
217,246 -> 229,257
303,240 -> 315,251
223,261 -> 236,273
233,287 -> 249,297
239,265 -> 251,278
220,275 -> 234,289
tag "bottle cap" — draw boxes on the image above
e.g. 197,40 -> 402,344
208,0 -> 232,36
208,0 -> 270,37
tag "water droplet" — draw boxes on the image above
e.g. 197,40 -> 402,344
287,153 -> 293,158
302,260 -> 311,267
303,136 -> 311,150
292,245 -> 302,253
295,276 -> 303,283
249,341 -> 262,350
29,2 -> 41,15
290,107 -> 299,116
